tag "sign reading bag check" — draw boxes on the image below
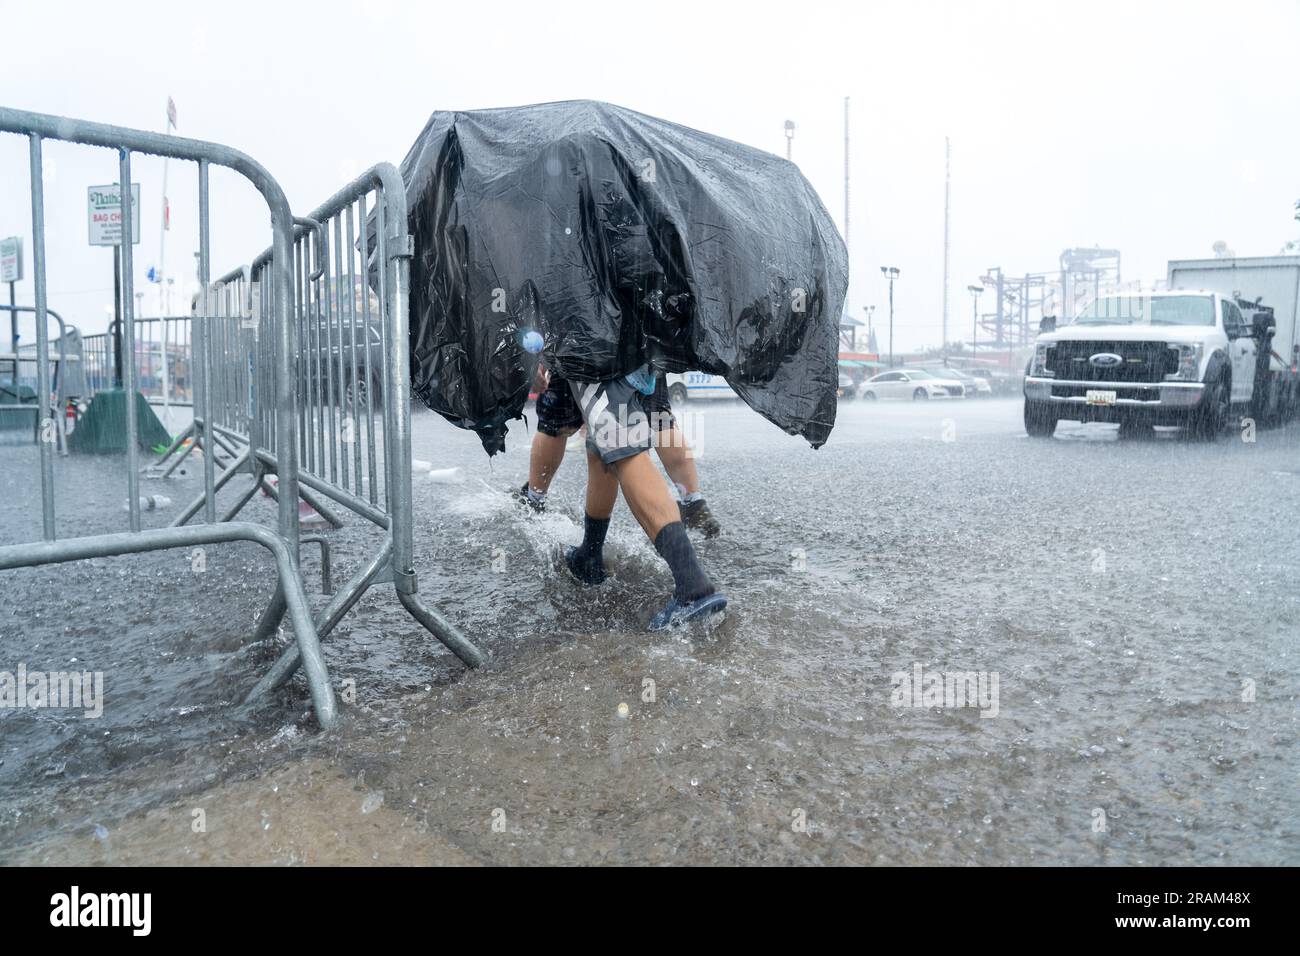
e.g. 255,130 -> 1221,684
87,183 -> 141,246
0,236 -> 21,282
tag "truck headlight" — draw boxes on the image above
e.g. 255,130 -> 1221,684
1165,342 -> 1203,382
1031,344 -> 1055,377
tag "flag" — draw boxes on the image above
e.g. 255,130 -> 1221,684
166,97 -> 177,129
163,196 -> 170,231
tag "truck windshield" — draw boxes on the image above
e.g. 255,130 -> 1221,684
1073,295 -> 1215,327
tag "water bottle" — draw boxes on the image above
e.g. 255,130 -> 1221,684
625,365 -> 657,396
123,495 -> 172,512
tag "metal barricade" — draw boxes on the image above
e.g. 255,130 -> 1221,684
133,317 -> 193,433
81,329 -> 116,395
79,317 -> 192,411
1,303 -> 77,453
154,165 -> 485,695
0,106 -> 337,728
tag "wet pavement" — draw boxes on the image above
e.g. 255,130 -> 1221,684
1,396 -> 1296,865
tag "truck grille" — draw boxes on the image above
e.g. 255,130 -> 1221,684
1044,340 -> 1177,382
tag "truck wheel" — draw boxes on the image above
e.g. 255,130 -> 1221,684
1248,369 -> 1272,425
1023,400 -> 1057,438
912,388 -> 929,401
668,383 -> 688,406
1190,376 -> 1228,441
345,376 -> 372,409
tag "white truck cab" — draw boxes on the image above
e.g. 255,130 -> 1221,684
1023,290 -> 1267,440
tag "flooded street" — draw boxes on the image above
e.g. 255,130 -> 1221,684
1,397 -> 1296,865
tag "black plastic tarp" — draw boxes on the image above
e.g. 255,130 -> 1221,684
399,99 -> 848,454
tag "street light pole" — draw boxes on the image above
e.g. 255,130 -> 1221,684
783,120 -> 796,161
881,266 -> 900,367
967,284 -> 984,359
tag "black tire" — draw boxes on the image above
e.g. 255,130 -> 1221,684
860,390 -> 877,401
1024,400 -> 1058,438
1190,376 -> 1228,441
345,376 -> 375,409
912,388 -> 929,401
1248,369 -> 1272,425
668,383 -> 688,406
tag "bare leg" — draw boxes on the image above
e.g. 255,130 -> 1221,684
612,452 -> 682,541
653,426 -> 700,497
584,448 -> 619,519
528,428 -> 574,495
564,449 -> 619,585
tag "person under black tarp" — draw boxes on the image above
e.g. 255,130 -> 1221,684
514,367 -> 721,538
394,100 -> 850,629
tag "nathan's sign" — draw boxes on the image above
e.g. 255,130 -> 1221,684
87,183 -> 141,246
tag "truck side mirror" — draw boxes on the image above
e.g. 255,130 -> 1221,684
1039,316 -> 1056,333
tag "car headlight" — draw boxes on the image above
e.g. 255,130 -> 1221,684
1165,342 -> 1203,382
1031,343 -> 1055,377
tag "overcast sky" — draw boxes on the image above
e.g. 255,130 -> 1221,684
3,0 -> 1298,349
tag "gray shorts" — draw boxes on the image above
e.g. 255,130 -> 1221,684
568,377 -> 654,465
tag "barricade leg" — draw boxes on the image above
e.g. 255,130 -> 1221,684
153,421 -> 192,468
0,523 -> 337,729
398,590 -> 486,668
160,434 -> 197,477
246,537 -> 393,699
170,447 -> 251,527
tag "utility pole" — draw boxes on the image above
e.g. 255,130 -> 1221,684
881,266 -> 900,367
942,136 -> 951,352
159,97 -> 176,316
784,120 -> 795,161
112,245 -> 123,388
844,97 -> 851,262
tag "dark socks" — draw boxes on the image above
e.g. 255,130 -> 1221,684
565,513 -> 610,585
653,521 -> 714,603
577,513 -> 609,557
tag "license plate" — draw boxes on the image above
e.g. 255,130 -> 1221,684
1085,389 -> 1117,406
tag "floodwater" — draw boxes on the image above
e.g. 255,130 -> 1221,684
0,397 -> 1296,865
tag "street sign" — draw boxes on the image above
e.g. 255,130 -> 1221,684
87,183 -> 141,246
0,236 -> 21,282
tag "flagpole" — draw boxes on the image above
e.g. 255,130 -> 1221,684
159,96 -> 175,430
158,97 -> 173,317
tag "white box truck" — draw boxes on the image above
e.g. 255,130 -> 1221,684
1023,256 -> 1300,439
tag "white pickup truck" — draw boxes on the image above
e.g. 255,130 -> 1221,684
1023,289 -> 1278,440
